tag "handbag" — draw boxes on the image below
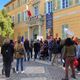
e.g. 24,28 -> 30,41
19,49 -> 25,55
73,58 -> 79,68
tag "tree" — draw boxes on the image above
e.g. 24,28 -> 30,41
0,9 -> 14,38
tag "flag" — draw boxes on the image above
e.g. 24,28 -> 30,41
26,5 -> 32,17
21,36 -> 24,43
27,10 -> 32,17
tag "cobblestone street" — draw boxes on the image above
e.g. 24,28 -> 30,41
0,56 -> 80,80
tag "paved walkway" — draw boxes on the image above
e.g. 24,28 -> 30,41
0,56 -> 80,80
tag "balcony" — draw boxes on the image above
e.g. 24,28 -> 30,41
32,0 -> 40,5
27,14 -> 44,27
27,0 -> 40,5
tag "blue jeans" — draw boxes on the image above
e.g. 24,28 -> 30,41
16,58 -> 23,71
48,50 -> 53,61
27,50 -> 30,61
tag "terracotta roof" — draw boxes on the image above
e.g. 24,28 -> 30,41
4,0 -> 16,7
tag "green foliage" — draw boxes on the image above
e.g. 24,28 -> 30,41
0,9 -> 14,38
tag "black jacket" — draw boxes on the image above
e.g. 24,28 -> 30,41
1,43 -> 14,62
34,42 -> 40,52
24,40 -> 30,51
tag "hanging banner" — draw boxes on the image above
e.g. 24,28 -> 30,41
46,13 -> 53,29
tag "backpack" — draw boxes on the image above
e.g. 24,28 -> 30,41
1,44 -> 12,60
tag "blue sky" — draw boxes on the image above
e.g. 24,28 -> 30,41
0,0 -> 10,10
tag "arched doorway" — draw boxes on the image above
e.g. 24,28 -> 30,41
33,27 -> 38,40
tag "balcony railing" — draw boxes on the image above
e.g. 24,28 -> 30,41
27,0 -> 40,5
27,14 -> 44,26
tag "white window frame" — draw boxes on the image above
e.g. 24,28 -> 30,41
12,15 -> 15,23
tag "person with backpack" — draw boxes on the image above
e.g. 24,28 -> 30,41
62,38 -> 76,80
14,40 -> 25,73
1,38 -> 14,78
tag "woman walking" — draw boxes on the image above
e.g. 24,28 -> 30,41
62,38 -> 76,80
15,40 -> 25,73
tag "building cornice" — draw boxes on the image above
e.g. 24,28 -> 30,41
4,0 -> 16,7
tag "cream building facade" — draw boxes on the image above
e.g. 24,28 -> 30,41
4,0 -> 80,40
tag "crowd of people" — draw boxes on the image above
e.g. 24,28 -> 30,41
0,37 -> 80,80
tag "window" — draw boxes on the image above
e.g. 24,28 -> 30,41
25,32 -> 28,39
62,0 -> 69,8
24,0 -> 27,3
22,12 -> 24,21
53,0 -> 57,10
69,0 -> 73,6
66,0 -> 69,7
15,1 -> 18,7
34,6 -> 39,16
17,0 -> 20,7
14,1 -> 17,8
57,0 -> 61,9
75,0 -> 80,4
46,1 -> 53,14
12,16 -> 15,23
24,11 -> 27,21
18,13 -> 20,23
22,11 -> 27,22
22,0 -> 27,4
62,24 -> 68,39
7,6 -> 10,11
12,4 -> 14,10
44,3 -> 46,14
9,6 -> 12,11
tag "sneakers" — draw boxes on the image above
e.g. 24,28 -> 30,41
16,71 -> 24,73
21,71 -> 24,73
16,71 -> 19,73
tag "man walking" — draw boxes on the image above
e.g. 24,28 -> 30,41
1,38 -> 14,78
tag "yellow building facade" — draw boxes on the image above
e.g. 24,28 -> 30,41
53,0 -> 80,39
4,0 -> 46,41
4,0 -> 80,40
